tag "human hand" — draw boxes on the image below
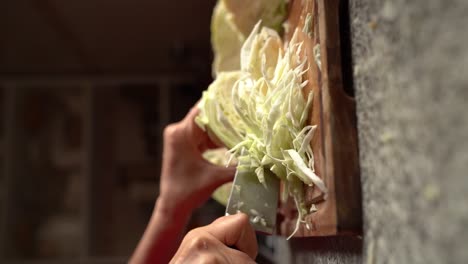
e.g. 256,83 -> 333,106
158,105 -> 235,217
129,105 -> 237,264
170,213 -> 258,264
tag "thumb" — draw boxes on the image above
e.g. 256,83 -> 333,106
203,163 -> 236,184
206,214 -> 258,260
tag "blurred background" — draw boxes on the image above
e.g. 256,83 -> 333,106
0,0 -> 247,263
3,0 -> 468,264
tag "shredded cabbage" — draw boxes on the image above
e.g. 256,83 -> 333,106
197,21 -> 328,238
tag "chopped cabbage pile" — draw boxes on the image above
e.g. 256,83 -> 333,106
197,21 -> 328,238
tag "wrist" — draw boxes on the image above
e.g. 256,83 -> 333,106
154,196 -> 193,225
129,196 -> 193,264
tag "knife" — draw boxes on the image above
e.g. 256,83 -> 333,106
225,164 -> 280,234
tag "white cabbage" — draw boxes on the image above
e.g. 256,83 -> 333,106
211,0 -> 287,76
197,21 -> 327,238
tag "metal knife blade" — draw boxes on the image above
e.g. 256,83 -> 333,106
225,168 -> 280,234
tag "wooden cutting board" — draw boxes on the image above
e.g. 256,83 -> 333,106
278,0 -> 362,237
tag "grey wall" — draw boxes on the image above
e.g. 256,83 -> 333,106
285,0 -> 468,263
354,0 -> 468,262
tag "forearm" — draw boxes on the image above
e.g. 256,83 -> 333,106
130,107 -> 235,263
129,198 -> 192,264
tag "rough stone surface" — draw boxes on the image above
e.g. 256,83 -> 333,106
352,0 -> 468,263
281,0 -> 468,263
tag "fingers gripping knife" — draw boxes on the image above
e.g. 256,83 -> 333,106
225,156 -> 280,234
